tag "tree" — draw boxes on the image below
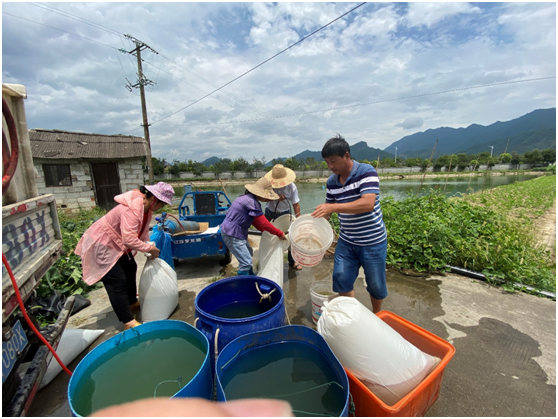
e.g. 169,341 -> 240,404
252,156 -> 267,172
510,152 -> 521,165
499,153 -> 512,164
168,159 -> 182,176
524,149 -> 543,165
284,157 -> 301,170
231,157 -> 250,173
456,153 -> 470,171
541,149 -> 556,165
152,157 -> 166,176
213,158 -> 231,177
191,162 -> 206,177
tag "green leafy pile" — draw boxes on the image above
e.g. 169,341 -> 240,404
37,208 -> 106,299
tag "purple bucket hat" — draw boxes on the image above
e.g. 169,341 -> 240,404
144,182 -> 174,205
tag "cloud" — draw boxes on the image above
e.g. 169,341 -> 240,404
1,2 -> 555,163
397,117 -> 424,130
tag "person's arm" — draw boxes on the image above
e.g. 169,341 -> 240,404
312,193 -> 376,218
121,209 -> 156,253
252,215 -> 287,239
292,202 -> 301,217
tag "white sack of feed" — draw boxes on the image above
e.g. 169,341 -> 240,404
40,328 -> 104,389
317,297 -> 440,405
139,258 -> 178,322
257,231 -> 290,288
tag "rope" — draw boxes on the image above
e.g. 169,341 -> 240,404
116,326 -> 140,349
255,282 -> 276,303
153,376 -> 182,398
194,317 -> 199,328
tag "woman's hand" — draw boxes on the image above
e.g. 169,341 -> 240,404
278,232 -> 288,241
148,244 -> 160,259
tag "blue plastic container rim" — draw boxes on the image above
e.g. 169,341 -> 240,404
195,275 -> 285,324
67,320 -> 210,417
215,324 -> 350,416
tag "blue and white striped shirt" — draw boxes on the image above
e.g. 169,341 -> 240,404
325,161 -> 387,246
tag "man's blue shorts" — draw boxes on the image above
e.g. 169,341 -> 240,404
332,238 -> 388,300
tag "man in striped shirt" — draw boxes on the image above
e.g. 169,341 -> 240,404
311,135 -> 388,313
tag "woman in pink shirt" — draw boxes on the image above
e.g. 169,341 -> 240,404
75,182 -> 174,330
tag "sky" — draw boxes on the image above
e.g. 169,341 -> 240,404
2,2 -> 556,164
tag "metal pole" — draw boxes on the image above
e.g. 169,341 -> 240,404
135,44 -> 155,184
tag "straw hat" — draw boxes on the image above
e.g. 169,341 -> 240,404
264,164 -> 296,188
245,178 -> 280,200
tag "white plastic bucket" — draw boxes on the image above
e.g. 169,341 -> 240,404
272,214 -> 294,233
310,281 -> 339,325
288,215 -> 334,267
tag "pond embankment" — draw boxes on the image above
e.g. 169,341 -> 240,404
170,171 -> 545,188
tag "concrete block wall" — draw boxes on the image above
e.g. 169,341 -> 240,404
35,159 -> 96,212
154,164 -> 535,181
119,158 -> 145,193
35,158 -> 146,212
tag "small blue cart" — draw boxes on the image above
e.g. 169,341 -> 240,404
171,190 -> 232,264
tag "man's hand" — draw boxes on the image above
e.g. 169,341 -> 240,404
311,203 -> 334,218
278,232 -> 288,240
278,194 -> 286,201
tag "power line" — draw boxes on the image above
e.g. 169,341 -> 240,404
2,11 -> 119,50
178,76 -> 557,127
27,2 -> 123,37
123,2 -> 368,133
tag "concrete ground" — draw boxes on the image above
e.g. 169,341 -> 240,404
28,235 -> 556,417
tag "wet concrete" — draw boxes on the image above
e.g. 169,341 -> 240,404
27,236 -> 556,417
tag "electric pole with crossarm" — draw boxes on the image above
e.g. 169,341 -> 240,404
120,35 -> 158,184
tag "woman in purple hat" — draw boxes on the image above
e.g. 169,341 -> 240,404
75,182 -> 174,330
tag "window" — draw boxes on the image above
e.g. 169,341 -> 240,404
43,164 -> 72,187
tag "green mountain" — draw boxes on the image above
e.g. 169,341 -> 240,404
201,156 -> 220,167
278,142 -> 393,165
464,128 -> 556,155
384,108 -> 556,158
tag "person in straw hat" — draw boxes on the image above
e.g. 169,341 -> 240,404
264,164 -> 302,270
75,182 -> 175,330
220,177 -> 288,276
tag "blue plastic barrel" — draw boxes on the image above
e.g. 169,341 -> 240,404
216,325 -> 350,417
67,320 -> 211,417
194,276 -> 286,372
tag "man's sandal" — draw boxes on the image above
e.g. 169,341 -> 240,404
290,262 -> 303,271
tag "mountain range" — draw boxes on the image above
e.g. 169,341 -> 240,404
384,108 -> 556,158
200,108 -> 555,166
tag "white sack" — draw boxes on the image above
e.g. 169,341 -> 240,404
40,328 -> 104,389
317,297 -> 440,405
257,231 -> 290,288
139,258 -> 179,322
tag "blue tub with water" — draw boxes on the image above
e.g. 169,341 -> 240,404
216,325 -> 350,417
194,276 -> 286,372
67,320 -> 211,416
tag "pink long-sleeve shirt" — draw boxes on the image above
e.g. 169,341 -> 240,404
75,190 -> 153,285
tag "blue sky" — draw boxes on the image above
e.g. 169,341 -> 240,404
2,2 -> 556,163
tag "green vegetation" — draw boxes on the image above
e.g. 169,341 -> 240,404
151,148 -> 555,178
37,208 -> 106,300
330,176 -> 556,293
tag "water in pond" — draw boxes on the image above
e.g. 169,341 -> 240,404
221,341 -> 346,417
211,300 -> 270,319
178,174 -> 541,215
72,330 -> 206,416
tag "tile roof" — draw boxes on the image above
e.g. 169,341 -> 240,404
29,129 -> 149,159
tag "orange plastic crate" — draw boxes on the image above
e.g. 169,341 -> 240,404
345,310 -> 455,417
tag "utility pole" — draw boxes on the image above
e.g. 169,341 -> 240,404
120,35 -> 158,184
394,146 -> 398,164
489,145 -> 494,158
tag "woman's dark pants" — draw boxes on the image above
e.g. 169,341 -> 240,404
101,253 -> 138,323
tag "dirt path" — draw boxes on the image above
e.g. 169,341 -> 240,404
535,199 -> 556,257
